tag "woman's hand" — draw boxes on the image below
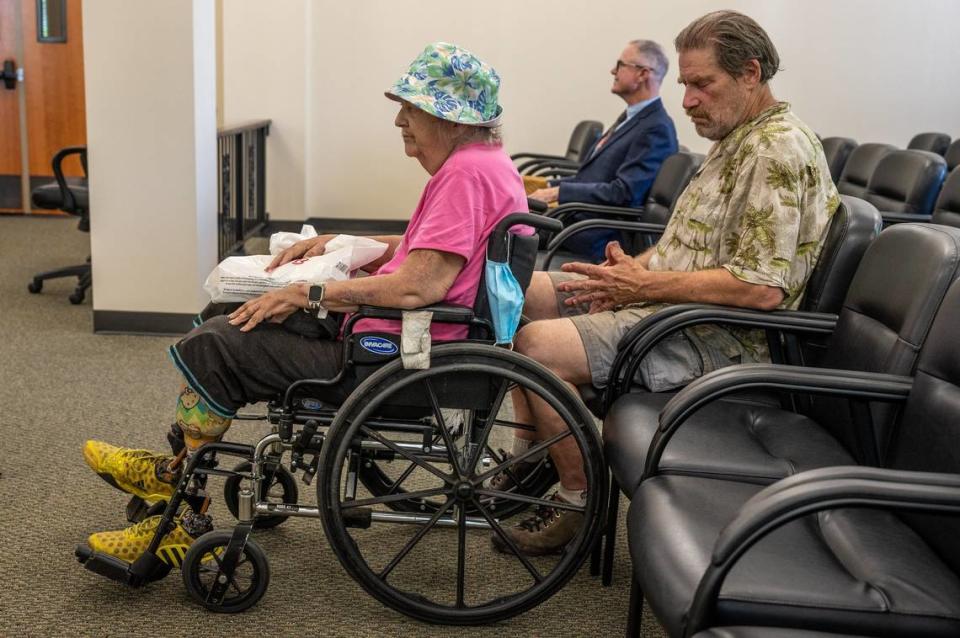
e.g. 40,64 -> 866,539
266,235 -> 335,272
228,284 -> 305,332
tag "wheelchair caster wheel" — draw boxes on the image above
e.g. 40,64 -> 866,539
69,292 -> 85,304
182,531 -> 269,613
28,280 -> 42,293
223,462 -> 298,529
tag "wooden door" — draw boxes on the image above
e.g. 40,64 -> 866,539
0,0 -> 24,211
0,0 -> 85,214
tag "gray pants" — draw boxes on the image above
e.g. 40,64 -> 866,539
548,272 -> 736,391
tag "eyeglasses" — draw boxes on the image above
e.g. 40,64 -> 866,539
615,60 -> 651,73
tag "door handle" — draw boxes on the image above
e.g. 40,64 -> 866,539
1,59 -> 18,90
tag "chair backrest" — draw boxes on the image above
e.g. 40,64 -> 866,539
642,151 -> 704,225
565,120 -> 603,163
945,139 -> 960,172
932,167 -> 960,229
863,149 -> 947,215
907,131 -> 951,156
809,224 -> 960,464
887,275 -> 960,574
837,143 -> 896,199
820,137 -> 857,184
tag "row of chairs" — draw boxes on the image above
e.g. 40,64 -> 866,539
600,200 -> 960,636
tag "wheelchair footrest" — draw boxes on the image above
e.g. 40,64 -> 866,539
75,545 -> 171,586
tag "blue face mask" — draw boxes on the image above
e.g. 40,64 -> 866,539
485,258 -> 524,346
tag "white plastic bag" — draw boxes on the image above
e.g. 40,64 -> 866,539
269,224 -> 318,255
203,234 -> 389,311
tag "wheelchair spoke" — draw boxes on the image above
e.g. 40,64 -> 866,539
456,504 -> 467,608
487,418 -> 537,433
472,430 -> 571,485
482,445 -> 527,492
384,459 -> 420,495
475,489 -> 585,512
360,426 -> 455,484
378,495 -> 456,580
466,377 -> 511,471
423,379 -> 463,478
340,486 -> 450,510
470,496 -> 544,584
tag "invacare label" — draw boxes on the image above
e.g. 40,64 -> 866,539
359,336 -> 398,355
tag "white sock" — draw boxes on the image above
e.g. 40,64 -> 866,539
556,485 -> 587,507
511,437 -> 546,460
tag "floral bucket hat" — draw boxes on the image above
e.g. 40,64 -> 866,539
386,42 -> 502,127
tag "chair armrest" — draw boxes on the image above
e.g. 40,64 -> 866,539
516,157 -> 580,175
881,211 -> 932,225
643,365 -> 913,481
603,306 -> 839,411
51,146 -> 87,212
545,202 -> 647,224
541,219 -> 667,269
683,466 -> 960,637
349,303 -> 476,325
531,166 -> 578,178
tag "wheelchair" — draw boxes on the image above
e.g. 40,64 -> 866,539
75,213 -> 608,625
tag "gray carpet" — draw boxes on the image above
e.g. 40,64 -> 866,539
0,215 -> 667,637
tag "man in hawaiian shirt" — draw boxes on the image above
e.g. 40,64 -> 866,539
492,9 -> 841,556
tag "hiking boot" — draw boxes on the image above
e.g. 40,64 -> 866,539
490,492 -> 584,556
86,510 -> 211,567
483,448 -> 549,492
83,440 -> 179,502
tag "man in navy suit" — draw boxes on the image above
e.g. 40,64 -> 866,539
529,39 -> 679,260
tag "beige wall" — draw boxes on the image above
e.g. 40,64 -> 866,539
227,0 -> 958,221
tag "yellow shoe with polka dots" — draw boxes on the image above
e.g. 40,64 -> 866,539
87,515 -> 195,567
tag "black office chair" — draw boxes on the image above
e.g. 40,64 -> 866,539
862,149 -> 947,225
819,137 -> 857,184
835,143 -> 895,199
931,166 -> 960,228
945,138 -> 960,172
512,120 -> 603,175
27,146 -> 91,304
907,131 -> 951,156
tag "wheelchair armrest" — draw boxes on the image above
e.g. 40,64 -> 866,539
541,219 -> 667,269
880,211 -> 932,225
51,146 -> 88,213
353,303 -> 475,323
684,466 -> 960,636
643,364 -> 912,481
602,305 -> 839,411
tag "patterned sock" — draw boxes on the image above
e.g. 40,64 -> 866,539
175,383 -> 232,449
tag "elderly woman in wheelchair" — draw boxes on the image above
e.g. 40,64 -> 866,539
75,42 -> 607,624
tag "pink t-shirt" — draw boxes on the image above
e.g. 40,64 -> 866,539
353,142 -> 528,340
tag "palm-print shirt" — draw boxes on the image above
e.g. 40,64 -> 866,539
638,102 -> 840,368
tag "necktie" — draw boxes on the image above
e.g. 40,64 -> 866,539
591,111 -> 627,157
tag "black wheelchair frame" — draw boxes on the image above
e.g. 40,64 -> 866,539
76,213 -> 609,625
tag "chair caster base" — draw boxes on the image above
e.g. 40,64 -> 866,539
28,280 -> 42,294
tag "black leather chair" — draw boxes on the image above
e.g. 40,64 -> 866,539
538,151 -> 704,268
862,149 -> 947,225
820,137 -> 857,185
907,131 -> 951,156
931,167 -> 960,228
945,138 -> 960,172
836,143 -> 895,199
627,266 -> 960,637
27,146 -> 91,304
511,120 -> 603,175
596,196 -> 881,583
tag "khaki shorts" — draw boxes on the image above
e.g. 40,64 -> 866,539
548,272 -> 734,391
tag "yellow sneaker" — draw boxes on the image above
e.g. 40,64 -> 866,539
83,440 -> 177,502
87,514 -> 197,567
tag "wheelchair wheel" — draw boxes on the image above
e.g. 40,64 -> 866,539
223,462 -> 298,529
181,530 -> 269,613
317,343 -> 605,625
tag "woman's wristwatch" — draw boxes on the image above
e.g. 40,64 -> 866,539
307,283 -> 326,316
